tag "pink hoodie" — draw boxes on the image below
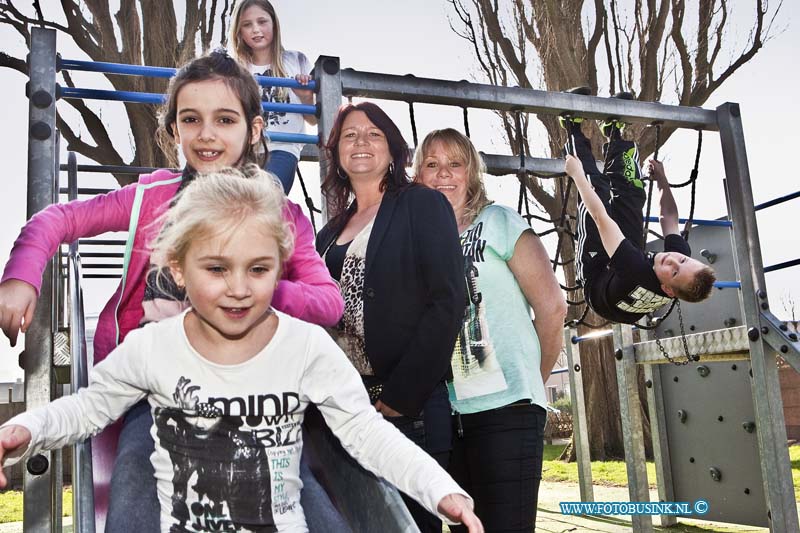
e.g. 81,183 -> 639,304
2,169 -> 343,363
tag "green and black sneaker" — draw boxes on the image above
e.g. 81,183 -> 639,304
599,91 -> 634,138
599,118 -> 626,138
558,114 -> 584,131
559,86 -> 592,130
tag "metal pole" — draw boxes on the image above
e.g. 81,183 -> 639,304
24,27 -> 58,533
68,152 -> 96,533
613,323 -> 653,532
641,329 -> 677,527
563,329 -> 593,502
313,56 -> 343,222
340,69 -> 718,131
717,102 -> 799,532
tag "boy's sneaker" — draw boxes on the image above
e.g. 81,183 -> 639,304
558,86 -> 592,130
558,114 -> 584,131
599,91 -> 634,138
599,118 -> 626,138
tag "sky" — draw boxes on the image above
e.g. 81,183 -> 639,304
0,0 -> 797,381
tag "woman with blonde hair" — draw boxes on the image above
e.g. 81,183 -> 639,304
415,128 -> 567,532
229,0 -> 316,193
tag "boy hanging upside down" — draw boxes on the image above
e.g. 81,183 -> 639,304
561,94 -> 716,324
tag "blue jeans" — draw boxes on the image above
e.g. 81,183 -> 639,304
385,382 -> 452,533
106,400 -> 350,532
266,149 -> 298,194
448,402 -> 547,533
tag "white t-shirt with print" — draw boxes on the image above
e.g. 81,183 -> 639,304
250,50 -> 313,159
4,310 -> 467,532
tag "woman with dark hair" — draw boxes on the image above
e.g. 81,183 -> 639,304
316,102 -> 466,533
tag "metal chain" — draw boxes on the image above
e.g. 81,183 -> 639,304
653,300 -> 699,365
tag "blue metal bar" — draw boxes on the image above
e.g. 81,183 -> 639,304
60,86 -> 165,104
58,57 -> 317,90
754,190 -> 800,212
714,281 -> 741,289
267,132 -> 319,144
764,258 -> 800,273
59,57 -> 175,78
571,330 -> 614,344
59,87 -> 317,115
551,367 -> 569,375
253,73 -> 317,90
645,216 -> 732,227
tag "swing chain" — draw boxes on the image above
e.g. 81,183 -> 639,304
651,300 -> 699,365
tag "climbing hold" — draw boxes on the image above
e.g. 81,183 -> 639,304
678,409 -> 687,423
709,467 -> 722,482
697,365 -> 710,378
742,421 -> 756,433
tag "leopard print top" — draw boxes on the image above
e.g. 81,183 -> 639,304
326,218 -> 375,376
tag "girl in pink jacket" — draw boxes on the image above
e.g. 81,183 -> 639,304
0,50 -> 343,531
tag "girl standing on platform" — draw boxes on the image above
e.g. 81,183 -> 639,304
0,167 -> 482,533
230,0 -> 317,194
0,50 -> 342,531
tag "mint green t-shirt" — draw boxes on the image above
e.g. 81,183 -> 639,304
448,204 -> 547,414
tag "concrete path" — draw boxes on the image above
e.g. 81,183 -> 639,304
0,482 -> 779,532
534,481 -> 769,532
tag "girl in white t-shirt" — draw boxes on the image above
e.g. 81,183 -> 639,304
230,0 -> 317,194
0,167 -> 483,533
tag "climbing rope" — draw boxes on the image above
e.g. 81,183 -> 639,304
295,166 -> 322,235
642,123 -> 662,245
408,102 -> 419,147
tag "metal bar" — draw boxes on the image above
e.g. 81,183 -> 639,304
67,152 -> 96,533
78,239 -> 126,246
571,329 -> 613,344
634,326 -> 750,364
644,216 -> 731,227
764,258 -> 800,273
340,69 -> 719,130
59,58 -> 317,90
24,27 -> 58,533
714,281 -> 741,289
563,329 -> 593,502
754,190 -> 800,211
718,102 -> 799,532
59,187 -> 114,196
299,143 -> 572,177
481,153 -> 565,176
60,87 -> 317,115
315,56 -> 343,221
613,323 -> 653,532
72,252 -> 124,259
266,132 -> 319,144
643,355 -> 677,527
59,164 -> 167,174
758,311 -> 800,373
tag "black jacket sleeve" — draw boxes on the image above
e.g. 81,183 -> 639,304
379,187 -> 466,416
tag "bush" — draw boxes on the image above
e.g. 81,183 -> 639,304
551,395 -> 572,414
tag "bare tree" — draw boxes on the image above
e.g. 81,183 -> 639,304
0,1 -> 237,185
448,0 -> 783,460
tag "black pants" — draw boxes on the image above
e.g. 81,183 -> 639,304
448,403 -> 547,533
385,382 -> 452,533
571,129 -> 646,284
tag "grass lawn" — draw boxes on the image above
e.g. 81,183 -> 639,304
543,443 -> 800,498
0,446 -> 797,523
0,487 -> 71,523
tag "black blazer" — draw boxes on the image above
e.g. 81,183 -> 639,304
317,185 -> 466,416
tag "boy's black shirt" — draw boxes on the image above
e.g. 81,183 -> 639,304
585,234 -> 691,324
